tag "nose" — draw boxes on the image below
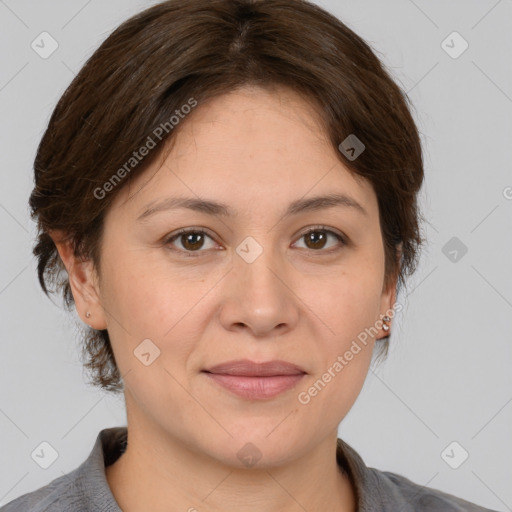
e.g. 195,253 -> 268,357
218,241 -> 300,338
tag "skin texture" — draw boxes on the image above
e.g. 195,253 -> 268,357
53,85 -> 397,512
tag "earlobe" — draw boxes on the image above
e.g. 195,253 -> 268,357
378,257 -> 400,339
49,230 -> 107,330
378,287 -> 396,340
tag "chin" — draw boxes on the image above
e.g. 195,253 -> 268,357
202,427 -> 306,469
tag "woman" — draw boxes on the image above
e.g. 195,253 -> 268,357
1,0 -> 498,510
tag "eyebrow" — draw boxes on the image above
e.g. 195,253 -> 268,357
136,192 -> 368,222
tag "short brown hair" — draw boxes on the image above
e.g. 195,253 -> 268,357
29,0 -> 425,394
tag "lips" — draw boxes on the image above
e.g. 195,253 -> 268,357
202,359 -> 306,400
203,359 -> 306,377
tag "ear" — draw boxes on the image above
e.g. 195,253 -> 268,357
49,230 -> 108,330
377,243 -> 401,339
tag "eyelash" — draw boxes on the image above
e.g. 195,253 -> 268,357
163,225 -> 347,257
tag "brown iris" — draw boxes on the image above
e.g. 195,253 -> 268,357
303,230 -> 328,250
180,232 -> 205,251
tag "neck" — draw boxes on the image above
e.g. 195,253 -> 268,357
105,424 -> 356,512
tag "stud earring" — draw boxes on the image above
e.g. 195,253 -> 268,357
85,311 -> 91,318
382,315 -> 391,332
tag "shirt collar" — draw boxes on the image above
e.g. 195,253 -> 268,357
337,437 -> 415,512
74,427 -> 125,512
76,427 -> 413,512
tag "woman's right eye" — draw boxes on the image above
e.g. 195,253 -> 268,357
164,229 -> 218,255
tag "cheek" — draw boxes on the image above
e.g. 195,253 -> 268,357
305,264 -> 383,343
98,250 -> 217,381
297,265 -> 382,402
100,248 -> 196,334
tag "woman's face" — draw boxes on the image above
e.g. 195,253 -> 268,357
83,85 -> 396,466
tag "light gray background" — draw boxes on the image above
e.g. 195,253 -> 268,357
1,0 -> 511,510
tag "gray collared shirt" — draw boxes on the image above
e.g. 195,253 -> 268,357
1,427 -> 498,511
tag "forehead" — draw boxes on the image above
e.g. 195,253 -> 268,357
110,85 -> 376,219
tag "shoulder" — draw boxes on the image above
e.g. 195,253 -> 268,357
373,468 -> 499,512
337,438 -> 498,512
1,427 -> 126,512
0,468 -> 84,512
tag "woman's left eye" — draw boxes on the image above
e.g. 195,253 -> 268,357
293,227 -> 346,252
164,226 -> 346,256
